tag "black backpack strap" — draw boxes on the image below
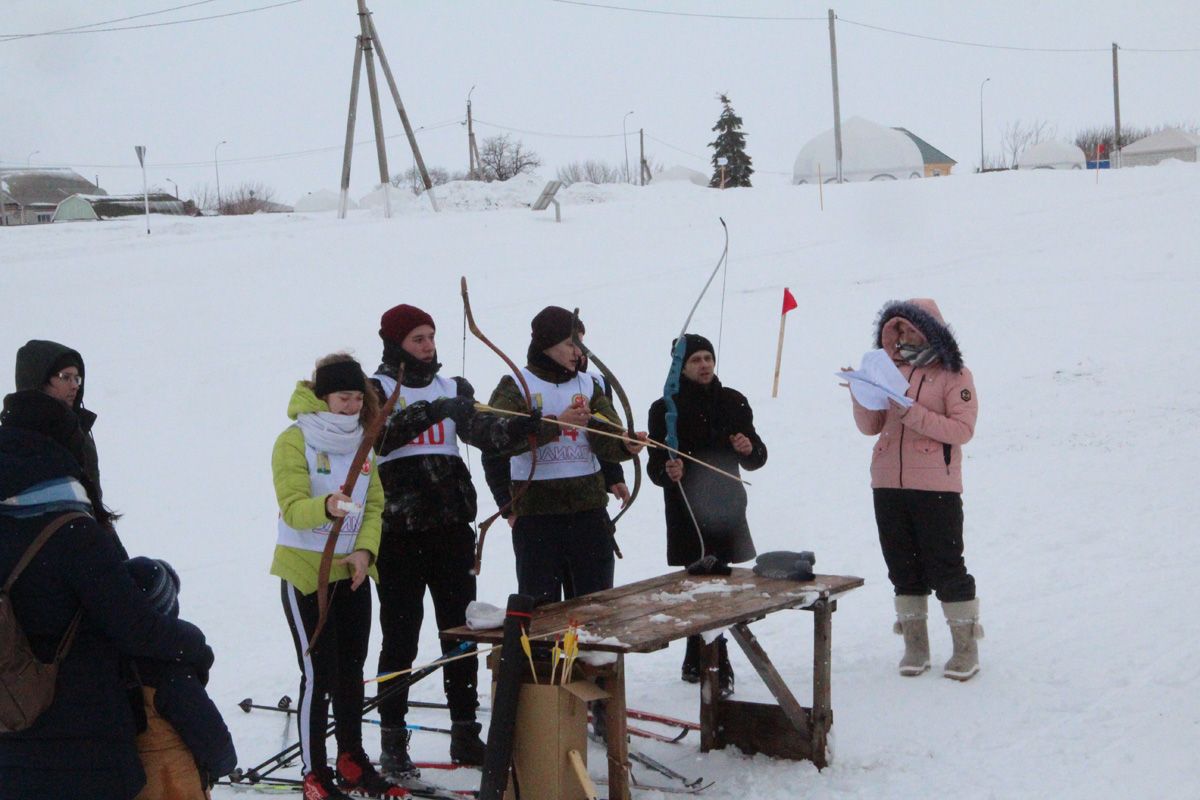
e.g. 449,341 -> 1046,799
2,512 -> 90,664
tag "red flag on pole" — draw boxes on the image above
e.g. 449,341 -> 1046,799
781,287 -> 798,315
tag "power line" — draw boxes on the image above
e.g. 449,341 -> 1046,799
0,0 -> 220,40
474,118 -> 628,139
547,0 -> 823,21
0,0 -> 305,41
0,119 -> 462,171
838,16 -> 1104,54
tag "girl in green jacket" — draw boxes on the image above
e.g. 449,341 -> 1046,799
270,353 -> 401,799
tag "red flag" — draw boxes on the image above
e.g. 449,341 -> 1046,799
1098,142 -> 1106,154
781,287 -> 798,315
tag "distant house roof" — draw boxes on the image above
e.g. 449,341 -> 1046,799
0,188 -> 16,206
53,193 -> 185,222
892,128 -> 957,165
0,168 -> 104,208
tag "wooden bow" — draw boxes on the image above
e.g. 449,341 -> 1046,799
461,276 -> 538,574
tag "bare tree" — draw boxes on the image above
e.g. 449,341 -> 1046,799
1074,122 -> 1198,159
190,183 -> 217,212
1001,119 -> 1055,168
477,134 -> 542,182
390,166 -> 458,195
556,160 -> 624,186
220,182 -> 277,215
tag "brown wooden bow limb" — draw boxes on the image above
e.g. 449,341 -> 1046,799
461,276 -> 537,574
307,365 -> 404,655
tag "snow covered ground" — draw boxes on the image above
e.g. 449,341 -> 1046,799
3,164 -> 1197,798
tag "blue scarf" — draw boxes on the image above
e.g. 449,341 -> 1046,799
0,477 -> 93,519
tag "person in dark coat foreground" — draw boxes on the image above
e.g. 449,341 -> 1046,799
126,556 -> 237,798
647,334 -> 768,695
0,390 -> 214,800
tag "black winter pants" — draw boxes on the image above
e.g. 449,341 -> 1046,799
512,509 -> 615,606
375,522 -> 479,727
873,488 -> 975,602
281,578 -> 372,774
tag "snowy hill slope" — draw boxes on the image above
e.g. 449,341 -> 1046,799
3,165 -> 1197,798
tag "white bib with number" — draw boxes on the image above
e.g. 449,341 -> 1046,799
374,374 -> 462,464
510,369 -> 600,481
276,437 -> 372,555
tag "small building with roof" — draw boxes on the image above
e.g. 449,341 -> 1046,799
0,168 -> 104,225
52,193 -> 187,222
653,165 -> 709,186
794,117 -> 925,184
1120,128 -> 1200,167
892,128 -> 957,176
1016,141 -> 1086,170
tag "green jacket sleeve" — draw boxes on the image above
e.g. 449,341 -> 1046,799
272,426 -> 329,530
488,375 -> 560,454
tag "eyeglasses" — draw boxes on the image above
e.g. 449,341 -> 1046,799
52,371 -> 83,387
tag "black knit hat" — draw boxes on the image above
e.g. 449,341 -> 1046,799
313,359 -> 366,399
125,557 -> 181,618
671,333 -> 716,364
530,306 -> 585,351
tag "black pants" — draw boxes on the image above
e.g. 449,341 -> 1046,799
281,578 -> 372,773
873,488 -> 975,602
376,522 -> 479,727
512,509 -> 615,606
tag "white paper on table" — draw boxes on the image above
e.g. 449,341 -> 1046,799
836,349 -> 914,411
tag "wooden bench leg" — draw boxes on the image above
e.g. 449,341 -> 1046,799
602,654 -> 631,800
728,622 -> 812,739
811,599 -> 834,768
699,637 -> 721,752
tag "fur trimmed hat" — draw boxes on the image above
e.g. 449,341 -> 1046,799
873,299 -> 963,372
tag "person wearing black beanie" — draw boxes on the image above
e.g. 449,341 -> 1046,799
482,305 -> 646,614
369,303 -> 544,776
646,333 -> 768,697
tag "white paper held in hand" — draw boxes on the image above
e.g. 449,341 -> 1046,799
836,349 -> 914,411
336,500 -> 364,515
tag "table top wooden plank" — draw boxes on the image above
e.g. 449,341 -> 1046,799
442,569 -> 863,653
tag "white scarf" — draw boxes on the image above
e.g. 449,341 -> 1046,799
295,411 -> 363,455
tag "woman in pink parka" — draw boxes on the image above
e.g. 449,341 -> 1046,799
847,299 -> 983,681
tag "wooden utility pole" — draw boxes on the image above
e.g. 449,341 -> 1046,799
1112,42 -> 1122,168
827,9 -> 844,184
337,1 -> 439,218
467,85 -> 480,179
639,128 -> 645,185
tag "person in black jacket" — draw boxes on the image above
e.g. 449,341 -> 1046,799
0,390 -> 215,800
14,339 -> 120,534
646,334 -> 768,695
368,304 -> 542,778
126,556 -> 237,796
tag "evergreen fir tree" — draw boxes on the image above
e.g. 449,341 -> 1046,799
708,93 -> 753,188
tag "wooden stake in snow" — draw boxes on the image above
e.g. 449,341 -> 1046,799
772,287 -> 798,398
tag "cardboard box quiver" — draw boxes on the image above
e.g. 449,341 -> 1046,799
502,679 -> 609,800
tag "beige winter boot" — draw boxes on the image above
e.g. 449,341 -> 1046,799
893,595 -> 931,676
941,598 -> 984,681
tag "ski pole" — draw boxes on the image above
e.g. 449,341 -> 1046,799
234,641 -> 471,783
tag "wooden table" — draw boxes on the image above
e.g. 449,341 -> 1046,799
443,568 -> 862,800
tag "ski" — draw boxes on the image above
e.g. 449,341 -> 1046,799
602,776 -> 715,795
219,775 -> 476,799
628,748 -> 707,790
587,712 -> 689,744
238,698 -> 452,734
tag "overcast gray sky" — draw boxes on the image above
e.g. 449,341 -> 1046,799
4,0 -> 1199,204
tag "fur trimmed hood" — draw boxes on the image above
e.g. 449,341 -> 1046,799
873,298 -> 964,373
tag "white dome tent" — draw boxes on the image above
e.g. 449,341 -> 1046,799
1120,128 -> 1200,167
653,165 -> 709,186
1016,141 -> 1086,170
793,117 -> 924,184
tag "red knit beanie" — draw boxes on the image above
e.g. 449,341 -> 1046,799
379,304 -> 435,344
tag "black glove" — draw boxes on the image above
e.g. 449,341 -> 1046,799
194,643 -> 214,686
429,395 -> 475,426
506,407 -> 543,439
